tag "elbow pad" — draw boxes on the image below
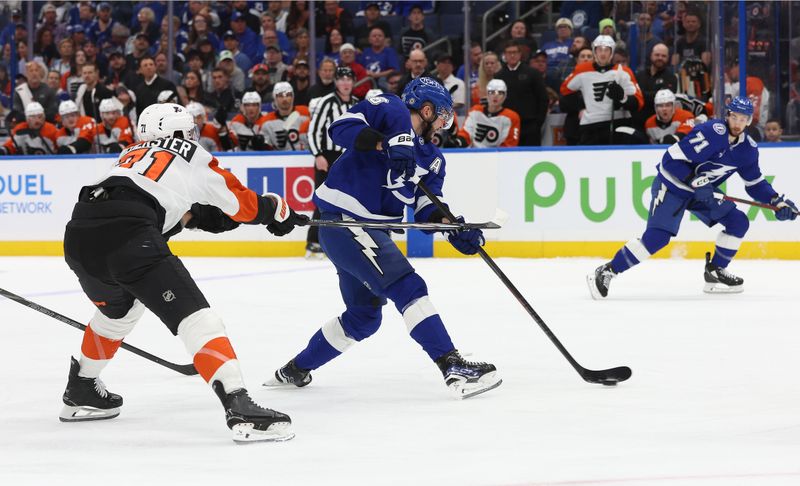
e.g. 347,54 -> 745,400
354,127 -> 385,151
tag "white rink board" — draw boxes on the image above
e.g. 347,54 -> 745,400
1,147 -> 799,244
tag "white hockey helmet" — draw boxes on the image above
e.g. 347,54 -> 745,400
241,91 -> 261,105
486,79 -> 508,93
59,100 -> 79,116
272,81 -> 293,98
25,102 -> 45,117
186,101 -> 206,118
365,88 -> 383,99
591,34 -> 616,56
99,97 -> 122,113
137,103 -> 196,142
654,89 -> 676,106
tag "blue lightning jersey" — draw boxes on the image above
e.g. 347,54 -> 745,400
314,94 -> 447,223
657,118 -> 777,202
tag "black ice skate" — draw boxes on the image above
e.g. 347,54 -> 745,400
587,262 -> 616,299
263,359 -> 312,388
703,252 -> 743,294
435,350 -> 502,399
59,356 -> 122,422
212,381 -> 294,443
305,242 -> 326,260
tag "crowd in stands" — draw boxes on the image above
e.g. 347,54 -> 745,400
0,0 -> 796,156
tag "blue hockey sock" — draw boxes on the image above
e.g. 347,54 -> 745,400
610,229 -> 671,273
402,296 -> 454,360
294,317 -> 356,370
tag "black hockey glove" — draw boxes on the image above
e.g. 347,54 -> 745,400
251,134 -> 267,151
659,134 -> 681,145
214,108 -> 228,126
447,216 -> 485,255
57,145 -> 75,154
185,203 -> 241,233
605,82 -> 625,102
771,194 -> 798,221
264,193 -> 310,236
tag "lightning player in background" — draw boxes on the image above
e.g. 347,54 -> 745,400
60,103 -> 308,442
588,97 -> 797,298
266,77 -> 502,399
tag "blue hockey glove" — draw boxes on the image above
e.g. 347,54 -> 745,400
691,176 -> 733,221
447,216 -> 485,255
771,194 -> 798,221
386,133 -> 416,178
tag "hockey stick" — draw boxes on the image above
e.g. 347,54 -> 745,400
720,194 -> 800,216
306,219 -> 501,232
0,287 -> 198,376
416,182 -> 632,386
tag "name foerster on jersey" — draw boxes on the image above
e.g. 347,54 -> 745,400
121,137 -> 197,161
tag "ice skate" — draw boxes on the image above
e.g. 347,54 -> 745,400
435,350 -> 501,400
305,242 -> 327,260
263,359 -> 312,388
212,381 -> 294,443
587,263 -> 616,299
59,357 -> 122,422
703,252 -> 743,294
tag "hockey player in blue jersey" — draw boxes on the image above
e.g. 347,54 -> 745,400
588,96 -> 797,298
265,77 -> 502,399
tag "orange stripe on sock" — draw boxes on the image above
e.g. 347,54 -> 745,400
81,325 -> 122,360
193,337 -> 237,382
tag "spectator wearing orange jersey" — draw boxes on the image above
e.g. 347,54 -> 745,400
186,102 -> 234,152
456,79 -> 521,148
261,82 -> 310,151
95,98 -> 134,153
644,89 -> 696,144
56,100 -> 97,154
0,102 -> 59,155
230,91 -> 271,151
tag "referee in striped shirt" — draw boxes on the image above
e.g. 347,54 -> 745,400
306,66 -> 358,257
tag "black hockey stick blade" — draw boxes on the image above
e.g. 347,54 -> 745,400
0,287 -> 198,376
415,182 -> 632,386
306,219 -> 501,232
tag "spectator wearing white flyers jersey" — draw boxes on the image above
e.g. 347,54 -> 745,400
456,79 -> 521,148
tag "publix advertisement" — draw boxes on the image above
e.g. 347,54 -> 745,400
1,146 -> 799,257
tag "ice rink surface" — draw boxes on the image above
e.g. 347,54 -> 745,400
1,255 -> 799,486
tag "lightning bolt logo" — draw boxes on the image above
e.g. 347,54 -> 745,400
348,227 -> 383,275
652,183 -> 667,215
696,163 -> 736,182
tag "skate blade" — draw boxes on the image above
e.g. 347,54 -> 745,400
262,376 -> 293,387
232,422 -> 295,444
586,274 -> 605,300
703,282 -> 743,294
449,372 -> 503,400
304,251 -> 327,260
59,404 -> 120,422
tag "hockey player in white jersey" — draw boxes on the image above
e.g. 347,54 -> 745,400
60,103 -> 308,443
456,79 -> 521,147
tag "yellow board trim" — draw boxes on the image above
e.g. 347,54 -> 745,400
0,240 -> 797,259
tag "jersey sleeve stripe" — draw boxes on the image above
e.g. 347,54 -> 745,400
207,158 -> 262,222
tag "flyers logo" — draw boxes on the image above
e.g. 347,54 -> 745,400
474,123 -> 499,143
592,81 -> 611,102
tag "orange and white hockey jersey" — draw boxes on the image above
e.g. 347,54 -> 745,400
458,104 -> 521,147
644,108 -> 696,144
101,138 -> 269,234
560,62 -> 644,125
230,113 -> 270,150
260,106 -> 311,151
96,116 -> 134,153
197,122 -> 226,153
1,122 -> 59,155
56,116 -> 96,152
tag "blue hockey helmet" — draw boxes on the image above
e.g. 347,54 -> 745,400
401,76 -> 454,129
726,96 -> 754,120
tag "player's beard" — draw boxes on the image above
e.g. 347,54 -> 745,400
421,120 -> 437,141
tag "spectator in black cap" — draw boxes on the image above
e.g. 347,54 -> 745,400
264,45 -> 290,86
435,53 -> 466,110
125,33 -> 152,74
248,63 -> 274,104
495,40 -> 549,146
231,0 -> 262,36
105,51 -> 138,90
529,49 -> 548,77
68,24 -> 87,50
354,2 -> 392,50
290,58 -> 312,106
222,30 -> 253,76
88,2 -> 118,52
81,40 -> 108,80
399,5 -> 434,57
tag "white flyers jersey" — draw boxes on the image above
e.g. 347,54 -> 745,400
459,105 -> 521,147
644,108 -> 696,143
56,115 -> 96,149
260,106 -> 311,151
102,138 -> 262,233
560,62 -> 644,125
